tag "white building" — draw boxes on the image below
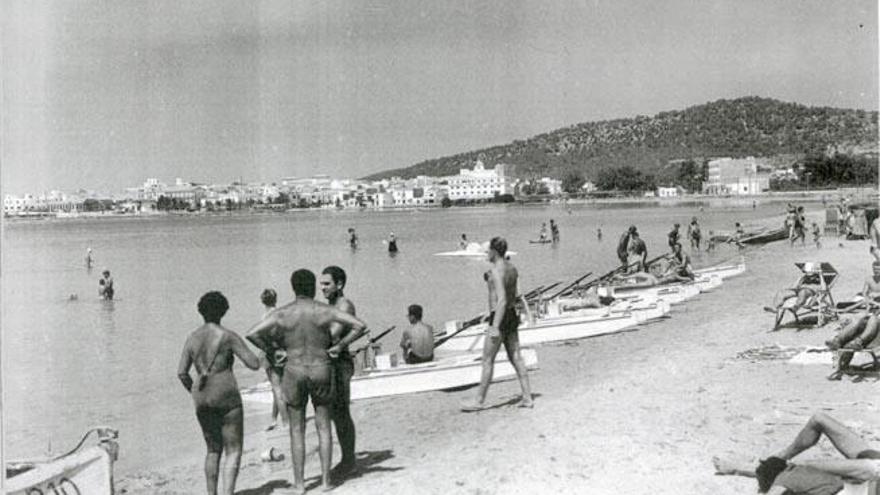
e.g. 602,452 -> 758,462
703,157 -> 771,195
657,186 -> 680,198
445,161 -> 514,200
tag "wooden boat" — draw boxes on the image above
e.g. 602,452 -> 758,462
241,349 -> 539,404
739,227 -> 788,245
603,274 -> 722,305
5,428 -> 119,495
439,306 -> 667,352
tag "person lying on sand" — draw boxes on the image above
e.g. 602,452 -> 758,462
713,411 -> 880,495
556,286 -> 614,312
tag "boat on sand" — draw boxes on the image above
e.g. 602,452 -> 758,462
5,428 -> 119,495
241,348 -> 539,404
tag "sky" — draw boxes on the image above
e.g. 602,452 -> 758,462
2,0 -> 878,194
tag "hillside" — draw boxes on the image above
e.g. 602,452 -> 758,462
362,97 -> 878,181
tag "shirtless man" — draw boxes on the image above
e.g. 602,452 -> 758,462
617,226 -> 634,270
628,230 -> 648,272
177,291 -> 261,495
687,217 -> 702,250
461,237 -> 533,411
399,304 -> 434,364
246,269 -> 367,493
319,265 -> 365,478
667,223 -> 681,252
669,243 -> 695,281
99,270 -> 114,300
713,412 -> 880,494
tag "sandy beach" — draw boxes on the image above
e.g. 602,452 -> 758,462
117,216 -> 879,495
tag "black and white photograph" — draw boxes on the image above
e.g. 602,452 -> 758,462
2,1 -> 878,493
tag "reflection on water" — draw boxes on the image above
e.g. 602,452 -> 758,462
2,203 -> 785,471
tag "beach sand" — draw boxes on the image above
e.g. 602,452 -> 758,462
117,229 -> 879,494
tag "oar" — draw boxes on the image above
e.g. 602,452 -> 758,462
523,281 -> 564,302
352,325 -> 396,356
544,271 -> 593,301
434,313 -> 488,349
566,253 -> 670,295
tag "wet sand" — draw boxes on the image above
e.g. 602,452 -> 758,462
117,222 -> 879,494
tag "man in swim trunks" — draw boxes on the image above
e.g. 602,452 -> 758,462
459,233 -> 469,250
399,304 -> 434,364
617,226 -> 634,270
713,411 -> 880,494
669,243 -> 695,281
348,228 -> 358,249
178,291 -> 261,495
687,217 -> 701,250
668,224 -> 681,252
628,230 -> 648,272
461,237 -> 533,411
246,269 -> 368,493
319,265 -> 365,478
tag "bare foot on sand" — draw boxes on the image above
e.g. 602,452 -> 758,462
712,456 -> 738,475
331,460 -> 358,481
518,395 -> 534,408
460,401 -> 488,413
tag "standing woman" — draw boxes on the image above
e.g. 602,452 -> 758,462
178,291 -> 260,495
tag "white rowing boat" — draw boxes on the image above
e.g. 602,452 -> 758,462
5,428 -> 119,495
439,305 -> 668,353
434,249 -> 518,257
694,259 -> 746,280
241,348 -> 538,405
603,274 -> 722,304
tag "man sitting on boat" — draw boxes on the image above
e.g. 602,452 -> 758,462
399,304 -> 434,364
668,243 -> 695,281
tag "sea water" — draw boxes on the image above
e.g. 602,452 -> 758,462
1,202 -> 782,472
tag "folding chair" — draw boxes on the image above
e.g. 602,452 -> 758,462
766,262 -> 839,330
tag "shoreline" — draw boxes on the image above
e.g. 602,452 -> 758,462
114,207 -> 879,494
3,187 -> 875,226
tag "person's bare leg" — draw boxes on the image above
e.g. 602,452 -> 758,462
314,404 -> 333,491
267,370 -> 279,430
503,332 -> 533,407
219,407 -> 243,495
774,412 -> 870,460
196,409 -> 223,495
287,404 -> 307,494
470,336 -> 502,407
826,315 -> 868,350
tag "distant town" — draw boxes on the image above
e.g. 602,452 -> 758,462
0,154 -> 862,218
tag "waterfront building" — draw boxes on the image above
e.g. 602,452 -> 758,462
444,160 -> 514,200
703,157 -> 771,195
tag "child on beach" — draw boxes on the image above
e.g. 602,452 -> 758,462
811,222 -> 822,249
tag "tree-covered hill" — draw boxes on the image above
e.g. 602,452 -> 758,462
362,97 -> 878,182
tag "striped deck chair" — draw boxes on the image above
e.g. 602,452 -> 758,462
766,262 -> 839,330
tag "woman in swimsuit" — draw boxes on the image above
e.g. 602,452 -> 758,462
178,291 -> 261,495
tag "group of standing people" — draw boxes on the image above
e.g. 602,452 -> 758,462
345,227 -> 398,254
177,236 -> 534,494
178,266 -> 367,494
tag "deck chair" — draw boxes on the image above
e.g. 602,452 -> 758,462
831,311 -> 880,382
842,480 -> 879,495
767,262 -> 839,330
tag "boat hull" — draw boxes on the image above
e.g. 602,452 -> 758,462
241,349 -> 538,404
5,447 -> 114,495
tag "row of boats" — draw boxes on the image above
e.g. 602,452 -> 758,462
5,258 -> 746,494
240,258 -> 746,405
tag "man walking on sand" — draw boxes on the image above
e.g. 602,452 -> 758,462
246,269 -> 368,494
319,265 -> 365,478
461,237 -> 533,412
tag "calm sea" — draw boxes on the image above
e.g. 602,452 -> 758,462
1,202 -> 780,473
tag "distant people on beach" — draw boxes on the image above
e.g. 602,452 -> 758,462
538,223 -> 548,242
628,229 -> 648,272
85,247 -> 93,269
687,217 -> 701,250
811,222 -> 822,249
550,219 -> 560,243
319,265 -> 364,478
246,269 -> 368,493
399,304 -> 434,364
713,411 -> 880,494
348,228 -> 358,249
177,291 -> 260,495
98,270 -> 114,300
387,232 -> 398,254
259,288 -> 287,432
459,233 -> 469,250
790,206 -> 806,247
707,231 -> 717,252
461,237 -> 533,412
668,223 -> 681,252
597,227 -> 602,241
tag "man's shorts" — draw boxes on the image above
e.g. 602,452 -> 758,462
773,465 -> 843,495
333,357 -> 354,410
282,363 -> 335,409
487,307 -> 519,339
